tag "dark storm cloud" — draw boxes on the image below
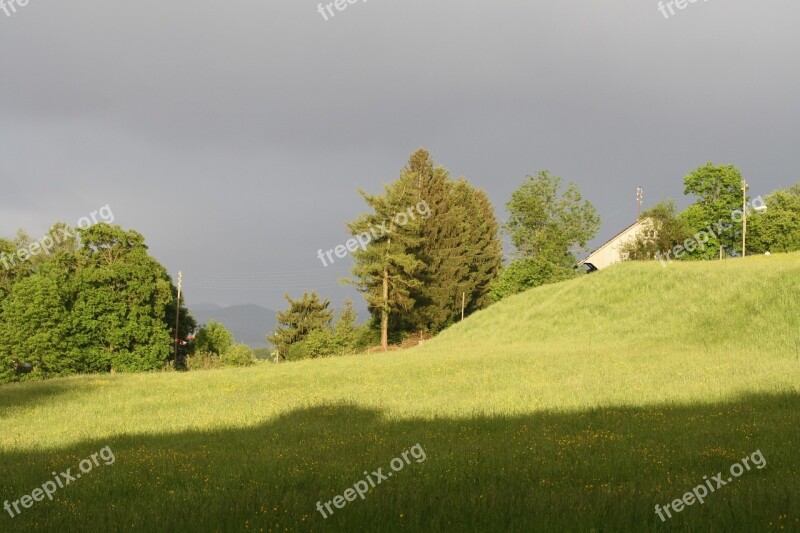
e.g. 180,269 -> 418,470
1,0 -> 799,309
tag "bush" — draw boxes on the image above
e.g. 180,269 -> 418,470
302,328 -> 340,358
283,342 -> 306,361
193,320 -> 234,356
185,351 -> 224,371
283,336 -> 330,361
221,344 -> 256,367
491,257 -> 576,301
355,324 -> 381,351
281,322 -> 374,360
252,347 -> 272,360
620,201 -> 691,261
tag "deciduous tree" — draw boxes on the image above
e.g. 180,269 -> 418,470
505,171 -> 599,266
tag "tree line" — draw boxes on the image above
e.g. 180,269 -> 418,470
268,157 -> 800,361
6,156 -> 798,379
268,150 -> 600,359
0,150 -> 602,378
622,163 -> 800,261
0,224 -> 193,383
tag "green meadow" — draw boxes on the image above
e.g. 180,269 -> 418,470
1,254 -> 799,532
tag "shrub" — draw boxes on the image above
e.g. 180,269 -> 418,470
185,351 -> 224,371
490,257 -> 576,301
221,344 -> 256,367
355,324 -> 381,351
283,342 -> 306,361
620,201 -> 691,261
282,322 -> 374,360
193,320 -> 234,356
252,347 -> 272,360
301,328 -> 340,358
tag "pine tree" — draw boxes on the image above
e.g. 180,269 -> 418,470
402,150 -> 462,332
455,182 -> 504,315
346,171 -> 425,349
268,291 -> 334,358
403,151 -> 504,332
348,149 -> 504,341
333,299 -> 359,352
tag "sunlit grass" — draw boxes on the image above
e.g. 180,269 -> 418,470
0,253 -> 798,531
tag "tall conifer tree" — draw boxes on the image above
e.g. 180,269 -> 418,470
348,149 -> 503,343
346,175 -> 424,349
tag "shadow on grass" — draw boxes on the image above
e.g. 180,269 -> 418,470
0,391 -> 798,532
0,378 -> 95,417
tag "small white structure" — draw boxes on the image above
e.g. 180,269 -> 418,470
578,218 -> 655,271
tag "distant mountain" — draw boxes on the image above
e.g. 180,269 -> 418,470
191,302 -> 224,313
189,304 -> 277,348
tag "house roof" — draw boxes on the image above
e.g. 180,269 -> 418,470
577,218 -> 652,266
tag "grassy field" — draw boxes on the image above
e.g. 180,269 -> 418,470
1,253 -> 799,532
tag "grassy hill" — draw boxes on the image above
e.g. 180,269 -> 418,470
1,254 -> 799,532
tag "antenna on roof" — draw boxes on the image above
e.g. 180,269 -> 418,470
636,187 -> 643,219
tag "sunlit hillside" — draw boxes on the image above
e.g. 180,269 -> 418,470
1,253 -> 798,532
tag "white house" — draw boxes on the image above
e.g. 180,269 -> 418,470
578,218 -> 655,271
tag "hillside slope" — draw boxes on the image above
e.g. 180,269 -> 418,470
432,251 -> 800,354
0,253 -> 798,532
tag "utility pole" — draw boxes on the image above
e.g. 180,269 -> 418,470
742,179 -> 748,257
174,271 -> 182,369
461,292 -> 466,322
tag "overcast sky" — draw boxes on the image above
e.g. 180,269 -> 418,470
2,0 -> 799,311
